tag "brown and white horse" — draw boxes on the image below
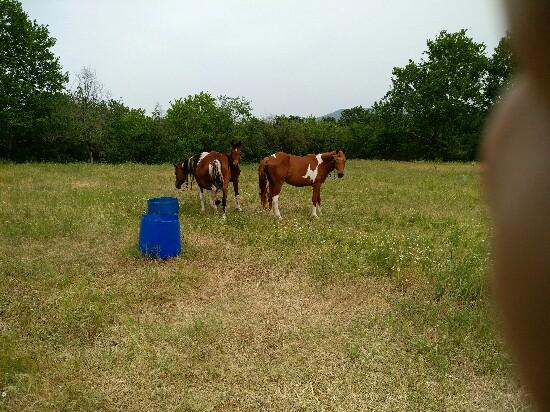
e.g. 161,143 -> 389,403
258,149 -> 347,219
174,142 -> 242,218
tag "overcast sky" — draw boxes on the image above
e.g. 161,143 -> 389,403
22,0 -> 507,117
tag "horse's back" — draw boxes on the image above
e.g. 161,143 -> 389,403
266,152 -> 289,162
263,152 -> 291,179
263,152 -> 317,187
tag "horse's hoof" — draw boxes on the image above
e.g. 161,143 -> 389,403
222,214 -> 227,220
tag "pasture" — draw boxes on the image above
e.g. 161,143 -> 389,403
0,161 -> 527,410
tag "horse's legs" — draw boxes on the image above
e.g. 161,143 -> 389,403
267,180 -> 273,210
233,178 -> 242,211
221,182 -> 229,220
198,187 -> 205,212
311,184 -> 321,218
316,184 -> 322,215
209,190 -> 217,210
316,191 -> 322,216
271,182 -> 283,219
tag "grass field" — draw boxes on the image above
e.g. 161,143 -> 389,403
0,160 -> 528,410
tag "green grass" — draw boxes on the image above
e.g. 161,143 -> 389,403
0,161 -> 528,410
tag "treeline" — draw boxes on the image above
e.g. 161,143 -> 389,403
1,0 -> 513,163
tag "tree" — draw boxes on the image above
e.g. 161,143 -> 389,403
375,30 -> 490,160
485,34 -> 515,107
338,106 -> 381,158
71,67 -> 109,163
218,95 -> 252,123
165,93 -> 251,159
238,116 -> 275,161
339,106 -> 372,126
103,100 -> 153,163
152,102 -> 164,120
165,92 -> 219,158
0,0 -> 67,159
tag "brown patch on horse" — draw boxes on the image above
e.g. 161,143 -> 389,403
258,150 -> 347,218
192,152 -> 231,217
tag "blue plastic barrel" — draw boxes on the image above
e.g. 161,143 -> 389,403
139,197 -> 181,259
147,196 -> 179,215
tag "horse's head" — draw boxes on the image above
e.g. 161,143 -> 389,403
229,141 -> 242,166
334,149 -> 347,178
173,162 -> 188,189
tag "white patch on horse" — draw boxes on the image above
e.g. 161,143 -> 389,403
208,159 -> 223,190
198,152 -> 209,165
302,154 -> 323,183
271,153 -> 277,158
272,195 -> 282,219
311,204 -> 318,218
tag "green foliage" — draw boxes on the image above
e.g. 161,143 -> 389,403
165,92 -> 240,159
375,30 -> 490,161
485,33 -> 515,106
103,100 -> 152,163
69,67 -> 110,163
338,106 -> 382,158
0,8 -> 515,163
0,0 -> 68,160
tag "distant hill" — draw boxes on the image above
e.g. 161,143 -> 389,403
317,109 -> 344,121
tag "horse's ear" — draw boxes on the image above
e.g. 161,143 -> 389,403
173,163 -> 177,168
237,141 -> 242,147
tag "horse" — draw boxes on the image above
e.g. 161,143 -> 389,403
174,141 -> 242,218
258,149 -> 347,219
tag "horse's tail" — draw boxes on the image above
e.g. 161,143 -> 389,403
258,158 -> 269,208
210,159 -> 223,191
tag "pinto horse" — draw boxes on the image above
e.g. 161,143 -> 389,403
174,142 -> 242,218
258,149 -> 347,219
